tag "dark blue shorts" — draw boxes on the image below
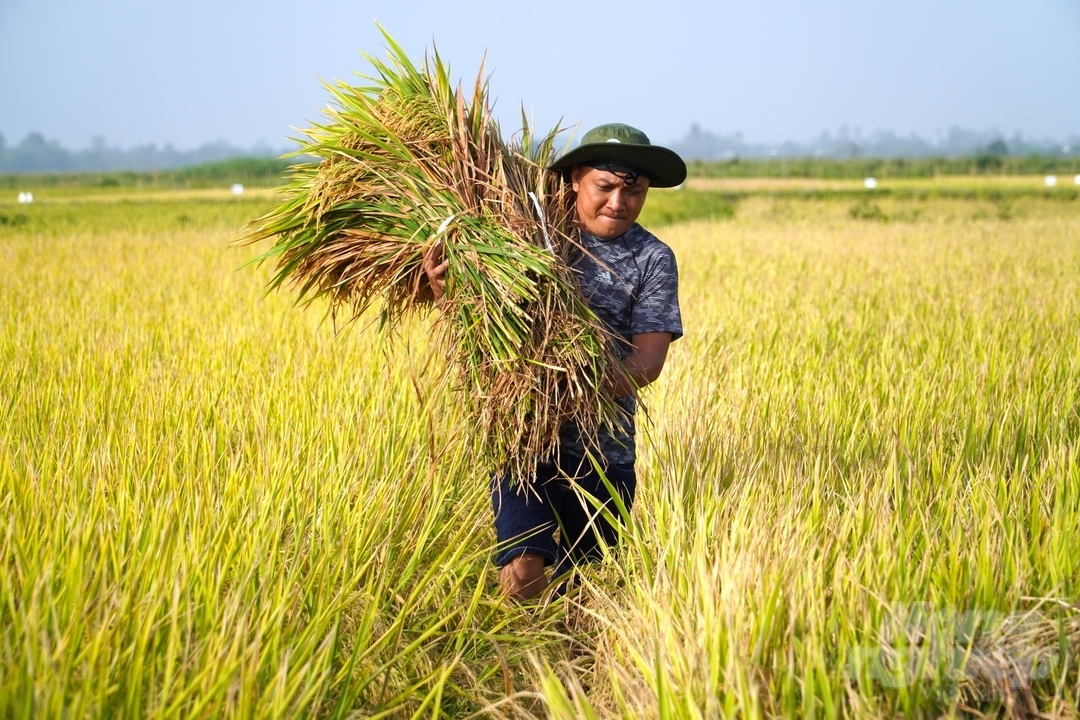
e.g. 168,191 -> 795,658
490,453 -> 636,578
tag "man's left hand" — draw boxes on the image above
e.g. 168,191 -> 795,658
422,240 -> 449,301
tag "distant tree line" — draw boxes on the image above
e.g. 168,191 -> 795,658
668,124 -> 1080,161
0,131 -> 292,173
4,154 -> 1080,192
4,125 -> 1080,182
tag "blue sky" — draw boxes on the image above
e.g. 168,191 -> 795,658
1,0 -> 1078,150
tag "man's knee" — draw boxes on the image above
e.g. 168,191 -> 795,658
499,552 -> 549,601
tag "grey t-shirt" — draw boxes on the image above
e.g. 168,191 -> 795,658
558,223 -> 683,465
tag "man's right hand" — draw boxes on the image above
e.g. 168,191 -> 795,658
422,240 -> 449,301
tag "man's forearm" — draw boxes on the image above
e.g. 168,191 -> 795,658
611,333 -> 672,397
611,358 -> 657,397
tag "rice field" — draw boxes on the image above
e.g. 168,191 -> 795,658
2,185 -> 1079,718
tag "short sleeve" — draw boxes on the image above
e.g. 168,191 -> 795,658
630,242 -> 683,341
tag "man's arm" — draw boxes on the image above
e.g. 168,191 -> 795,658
426,247 -> 672,398
610,332 -> 673,397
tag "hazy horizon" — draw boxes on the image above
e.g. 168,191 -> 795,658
3,123 -> 1078,157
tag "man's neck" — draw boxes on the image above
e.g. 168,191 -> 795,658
581,224 -> 635,243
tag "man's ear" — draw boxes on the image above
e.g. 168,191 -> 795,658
570,165 -> 583,193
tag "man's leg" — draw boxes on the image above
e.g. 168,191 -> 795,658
499,552 -> 549,600
490,462 -> 565,602
551,458 -> 637,581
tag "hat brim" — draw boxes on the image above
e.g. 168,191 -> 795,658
549,143 -> 687,188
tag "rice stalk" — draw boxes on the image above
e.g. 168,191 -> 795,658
242,28 -> 628,481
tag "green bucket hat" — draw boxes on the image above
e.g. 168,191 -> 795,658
549,123 -> 687,188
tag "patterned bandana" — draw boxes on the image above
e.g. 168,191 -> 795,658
582,159 -> 648,187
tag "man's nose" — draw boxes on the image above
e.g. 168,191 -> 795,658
606,189 -> 626,211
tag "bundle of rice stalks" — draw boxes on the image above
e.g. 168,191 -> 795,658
242,29 -> 629,482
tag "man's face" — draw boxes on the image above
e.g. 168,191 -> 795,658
571,165 -> 650,239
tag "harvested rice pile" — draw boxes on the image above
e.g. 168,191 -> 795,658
243,32 -> 628,480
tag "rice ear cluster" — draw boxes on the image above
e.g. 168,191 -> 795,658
243,31 -> 629,481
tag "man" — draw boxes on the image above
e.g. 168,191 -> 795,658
424,123 -> 686,601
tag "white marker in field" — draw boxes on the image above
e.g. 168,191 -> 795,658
17,192 -> 33,203
231,184 -> 244,196
1045,176 -> 1057,187
864,177 -> 877,189
1075,175 -> 1080,185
